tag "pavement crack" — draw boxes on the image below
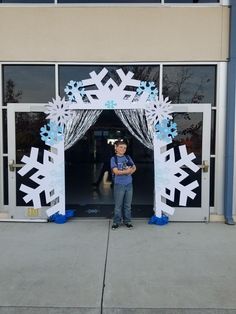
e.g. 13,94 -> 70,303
100,219 -> 111,314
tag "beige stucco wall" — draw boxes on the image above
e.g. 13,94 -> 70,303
0,6 -> 230,62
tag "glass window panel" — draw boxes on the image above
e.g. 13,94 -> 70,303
58,0 -> 160,3
59,64 -> 160,99
15,112 -> 47,163
171,112 -> 203,164
210,157 -> 215,206
3,65 -> 55,105
163,65 -> 216,106
0,0 -> 53,2
211,110 -> 216,155
2,109 -> 7,154
165,0 -> 219,3
3,157 -> 9,205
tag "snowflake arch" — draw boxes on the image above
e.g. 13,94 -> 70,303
18,67 -> 200,220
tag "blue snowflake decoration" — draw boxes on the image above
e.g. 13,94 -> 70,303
136,81 -> 158,101
40,122 -> 64,146
64,80 -> 85,102
155,119 -> 177,143
105,100 -> 117,109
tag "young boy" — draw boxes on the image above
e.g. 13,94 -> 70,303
110,139 -> 136,230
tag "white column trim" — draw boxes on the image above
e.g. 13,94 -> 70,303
55,63 -> 59,97
214,62 -> 227,215
233,78 -> 236,215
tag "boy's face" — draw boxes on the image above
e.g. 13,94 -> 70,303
115,144 -> 127,155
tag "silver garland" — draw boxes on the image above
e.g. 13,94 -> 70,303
115,109 -> 154,150
64,109 -> 102,150
64,108 -> 153,151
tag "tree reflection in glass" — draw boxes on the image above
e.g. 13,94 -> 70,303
3,65 -> 55,105
15,112 -> 47,163
169,112 -> 203,164
163,65 -> 216,106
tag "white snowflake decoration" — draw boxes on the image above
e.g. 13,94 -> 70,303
67,68 -> 149,109
145,95 -> 173,127
18,141 -> 65,217
45,96 -> 74,127
154,141 -> 199,218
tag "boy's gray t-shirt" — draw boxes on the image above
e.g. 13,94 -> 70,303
110,155 -> 134,185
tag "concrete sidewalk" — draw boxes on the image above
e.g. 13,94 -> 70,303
0,220 -> 236,314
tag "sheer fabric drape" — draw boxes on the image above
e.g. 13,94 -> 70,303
64,109 -> 102,150
64,109 -> 153,151
115,109 -> 154,150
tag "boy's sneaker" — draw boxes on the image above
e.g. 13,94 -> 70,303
125,223 -> 133,229
112,223 -> 119,230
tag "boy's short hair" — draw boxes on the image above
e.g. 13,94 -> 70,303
114,139 -> 128,146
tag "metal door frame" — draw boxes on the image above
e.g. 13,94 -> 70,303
7,103 -> 48,221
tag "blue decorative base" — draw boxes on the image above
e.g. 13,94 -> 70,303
49,209 -> 75,224
148,214 -> 169,226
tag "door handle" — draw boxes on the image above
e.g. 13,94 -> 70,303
9,160 -> 24,172
199,160 -> 209,173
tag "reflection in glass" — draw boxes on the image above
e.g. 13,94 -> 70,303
3,157 -> 9,205
3,65 -> 55,105
211,110 -> 216,155
163,65 -> 216,106
2,109 -> 7,154
171,112 -> 203,164
165,0 -> 219,2
59,65 -> 160,99
15,112 -> 47,163
58,0 -> 160,2
15,112 -> 48,206
210,157 -> 215,207
0,0 -> 52,2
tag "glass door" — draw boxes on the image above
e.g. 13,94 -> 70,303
167,104 -> 211,221
7,103 -> 48,220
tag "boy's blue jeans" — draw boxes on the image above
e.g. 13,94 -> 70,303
113,183 -> 133,224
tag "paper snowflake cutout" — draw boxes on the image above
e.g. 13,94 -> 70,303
136,81 -> 158,101
154,144 -> 200,217
105,100 -> 117,109
45,96 -> 73,127
40,122 -> 63,146
155,119 -> 177,143
18,141 -> 65,217
145,95 -> 173,126
64,80 -> 85,102
67,68 -> 151,109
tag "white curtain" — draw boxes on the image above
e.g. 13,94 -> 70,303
115,109 -> 154,150
64,109 -> 153,151
64,110 -> 102,150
